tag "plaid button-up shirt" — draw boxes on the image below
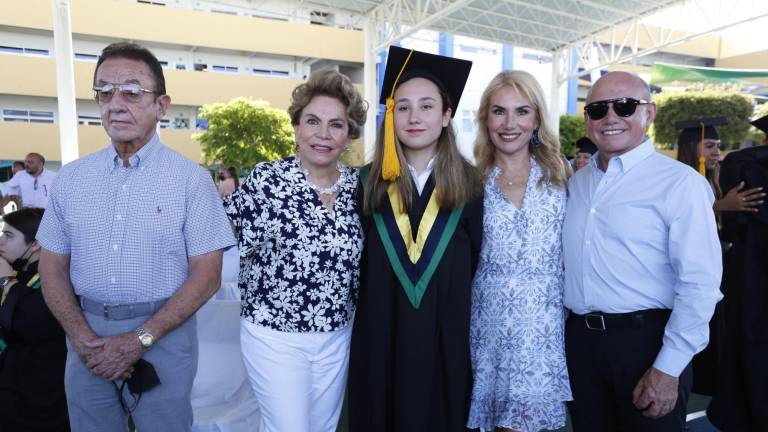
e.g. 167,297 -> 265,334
38,134 -> 235,303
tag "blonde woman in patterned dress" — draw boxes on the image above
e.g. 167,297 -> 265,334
468,70 -> 572,432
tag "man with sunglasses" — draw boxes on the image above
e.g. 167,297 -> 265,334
562,71 -> 722,431
36,42 -> 235,431
3,152 -> 57,209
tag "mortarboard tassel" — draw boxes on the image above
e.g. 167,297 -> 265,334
381,49 -> 415,181
382,98 -> 400,181
698,121 -> 706,175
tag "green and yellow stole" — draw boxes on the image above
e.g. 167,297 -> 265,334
361,167 -> 464,309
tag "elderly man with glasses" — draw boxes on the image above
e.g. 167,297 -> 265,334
3,152 -> 56,209
36,42 -> 235,431
562,71 -> 723,431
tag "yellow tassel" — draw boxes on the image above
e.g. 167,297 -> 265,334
698,122 -> 706,175
382,97 -> 400,181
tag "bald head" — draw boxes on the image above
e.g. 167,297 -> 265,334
587,72 -> 650,104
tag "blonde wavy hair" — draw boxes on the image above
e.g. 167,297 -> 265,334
473,70 -> 568,188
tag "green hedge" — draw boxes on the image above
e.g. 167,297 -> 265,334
559,114 -> 586,157
651,91 -> 754,149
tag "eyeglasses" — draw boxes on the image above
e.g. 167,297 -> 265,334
584,97 -> 650,120
93,83 -> 156,104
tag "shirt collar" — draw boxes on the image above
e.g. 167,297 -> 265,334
590,138 -> 655,174
105,133 -> 161,171
406,156 -> 435,179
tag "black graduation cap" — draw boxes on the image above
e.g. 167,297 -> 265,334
675,116 -> 728,147
751,114 -> 768,135
379,46 -> 472,118
575,137 -> 597,155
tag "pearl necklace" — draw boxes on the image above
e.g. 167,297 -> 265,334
298,156 -> 345,195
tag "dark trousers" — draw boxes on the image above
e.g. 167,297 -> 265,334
565,310 -> 692,432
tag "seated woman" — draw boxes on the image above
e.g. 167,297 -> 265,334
467,70 -> 572,432
0,207 -> 69,431
224,69 -> 367,432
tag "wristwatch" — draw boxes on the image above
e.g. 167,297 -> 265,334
0,276 -> 14,290
135,327 -> 155,349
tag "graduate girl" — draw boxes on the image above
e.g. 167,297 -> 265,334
348,46 -> 483,432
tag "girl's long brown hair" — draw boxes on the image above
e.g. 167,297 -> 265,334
677,140 -> 722,199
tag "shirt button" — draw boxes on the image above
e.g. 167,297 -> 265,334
116,214 -> 122,220
110,277 -> 117,284
112,244 -> 118,251
585,240 -> 591,246
122,184 -> 128,191
590,208 -> 596,214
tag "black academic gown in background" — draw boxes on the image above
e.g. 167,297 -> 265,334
707,146 -> 768,431
0,261 -> 70,432
348,175 -> 483,432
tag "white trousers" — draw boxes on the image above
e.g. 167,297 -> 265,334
240,319 -> 352,432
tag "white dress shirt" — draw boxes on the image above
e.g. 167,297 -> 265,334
407,157 -> 435,195
563,139 -> 723,377
4,168 -> 57,208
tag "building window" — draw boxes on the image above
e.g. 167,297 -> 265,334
159,61 -> 169,68
78,114 -> 102,126
75,53 -> 98,62
0,45 -> 50,57
212,65 -> 238,73
253,69 -> 289,78
175,63 -> 186,70
194,63 -> 207,72
159,118 -> 171,129
2,109 -> 55,123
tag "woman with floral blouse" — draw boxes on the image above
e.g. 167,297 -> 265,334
223,69 -> 367,432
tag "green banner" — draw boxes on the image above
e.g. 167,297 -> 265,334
651,63 -> 768,85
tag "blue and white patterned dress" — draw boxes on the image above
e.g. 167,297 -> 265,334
467,159 -> 572,432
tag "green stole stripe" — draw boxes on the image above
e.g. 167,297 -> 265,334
360,167 -> 464,309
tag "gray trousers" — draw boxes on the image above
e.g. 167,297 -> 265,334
65,310 -> 198,432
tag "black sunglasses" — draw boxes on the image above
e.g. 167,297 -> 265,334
584,97 -> 650,120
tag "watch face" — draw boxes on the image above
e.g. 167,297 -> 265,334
140,334 -> 153,347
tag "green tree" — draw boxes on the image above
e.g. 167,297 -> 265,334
195,97 -> 295,170
559,114 -> 586,157
651,91 -> 754,149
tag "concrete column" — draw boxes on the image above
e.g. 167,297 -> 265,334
363,18 -> 379,164
52,0 -> 79,164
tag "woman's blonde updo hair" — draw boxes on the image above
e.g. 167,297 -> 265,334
288,69 -> 368,139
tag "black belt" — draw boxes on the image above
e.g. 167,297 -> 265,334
568,309 -> 671,331
79,296 -> 169,320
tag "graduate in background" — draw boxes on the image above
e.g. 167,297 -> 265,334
675,117 -> 766,397
707,137 -> 768,431
675,117 -> 764,216
348,46 -> 483,432
572,137 -> 597,171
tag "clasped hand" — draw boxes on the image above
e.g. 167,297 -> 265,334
75,332 -> 142,381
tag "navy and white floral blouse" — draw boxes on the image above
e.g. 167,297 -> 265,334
223,156 -> 363,333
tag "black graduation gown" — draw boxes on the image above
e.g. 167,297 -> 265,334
707,146 -> 768,431
348,175 -> 483,432
0,261 -> 70,432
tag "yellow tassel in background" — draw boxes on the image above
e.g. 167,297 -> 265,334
382,98 -> 401,181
